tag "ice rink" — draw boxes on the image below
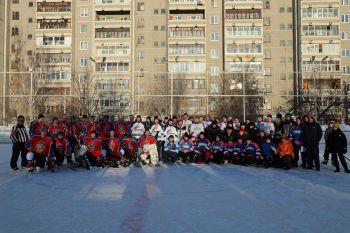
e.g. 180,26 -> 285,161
0,144 -> 350,233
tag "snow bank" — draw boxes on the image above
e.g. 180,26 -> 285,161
0,144 -> 349,233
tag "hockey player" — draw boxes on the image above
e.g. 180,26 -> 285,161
211,135 -> 224,164
182,113 -> 192,132
232,137 -> 245,164
164,119 -> 179,142
194,132 -> 211,163
260,136 -> 277,168
321,121 -> 334,165
114,115 -> 128,139
105,130 -> 124,168
223,138 -> 235,164
264,115 -> 275,137
276,136 -> 294,170
163,135 -> 179,163
29,114 -> 49,137
51,131 -> 70,166
243,138 -> 261,166
143,116 -> 153,131
83,131 -> 104,167
26,128 -> 53,172
99,115 -> 113,139
255,115 -> 265,133
189,117 -> 205,138
48,117 -> 65,139
121,134 -> 138,167
85,116 -> 99,137
177,120 -> 187,141
178,133 -> 194,163
150,118 -> 164,161
131,115 -> 145,140
139,129 -> 157,166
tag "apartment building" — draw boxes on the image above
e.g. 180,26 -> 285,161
3,0 -> 350,120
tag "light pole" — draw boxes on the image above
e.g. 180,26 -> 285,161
28,66 -> 34,121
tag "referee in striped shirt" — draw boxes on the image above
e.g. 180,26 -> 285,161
10,115 -> 29,171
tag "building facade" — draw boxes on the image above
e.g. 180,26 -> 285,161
2,0 -> 350,121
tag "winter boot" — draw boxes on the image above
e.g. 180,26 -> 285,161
321,160 -> 328,165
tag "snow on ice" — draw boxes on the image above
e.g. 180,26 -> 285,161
0,144 -> 350,233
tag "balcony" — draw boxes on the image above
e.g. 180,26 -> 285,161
95,28 -> 130,41
37,2 -> 71,13
168,26 -> 206,42
94,0 -> 131,11
169,0 -> 205,10
225,9 -> 263,25
225,0 -> 263,9
36,53 -> 71,65
95,10 -> 131,27
37,19 -> 72,30
169,9 -> 206,27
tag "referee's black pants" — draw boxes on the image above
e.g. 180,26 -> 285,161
10,143 -> 27,169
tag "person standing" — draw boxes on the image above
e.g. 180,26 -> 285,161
321,121 -> 334,165
328,123 -> 350,173
10,115 -> 29,171
302,116 -> 323,171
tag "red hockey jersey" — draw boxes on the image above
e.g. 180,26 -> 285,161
106,138 -> 122,158
114,121 -> 128,139
99,122 -> 113,139
30,121 -> 49,137
48,124 -> 65,138
140,136 -> 157,152
52,138 -> 68,157
84,137 -> 102,158
28,136 -> 52,157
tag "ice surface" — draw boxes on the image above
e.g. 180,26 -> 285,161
0,144 -> 350,233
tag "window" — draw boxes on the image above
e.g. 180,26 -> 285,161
210,49 -> 219,58
211,0 -> 218,7
343,0 -> 349,5
12,0 -> 19,3
161,25 -> 166,31
342,49 -> 350,57
210,32 -> 219,41
137,35 -> 144,44
161,9 -> 166,14
138,51 -> 145,60
210,16 -> 218,24
342,15 -> 349,23
279,7 -> 285,13
211,66 -> 219,76
280,74 -> 286,80
287,7 -> 292,13
27,34 -> 32,40
280,24 -> 285,30
27,50 -> 32,56
154,25 -> 159,31
264,0 -> 270,9
80,24 -> 88,33
154,41 -> 159,47
153,58 -> 158,64
12,12 -> 19,20
29,1 -> 33,7
343,66 -> 350,74
154,9 -> 159,14
280,40 -> 286,46
264,68 -> 272,76
80,8 -> 88,17
137,2 -> 145,11
264,84 -> 272,93
80,58 -> 88,67
28,18 -> 33,23
11,27 -> 19,36
264,50 -> 271,59
342,32 -> 349,40
161,41 -> 166,47
263,17 -> 271,26
80,41 -> 88,50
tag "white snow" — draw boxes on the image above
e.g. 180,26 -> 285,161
0,144 -> 350,233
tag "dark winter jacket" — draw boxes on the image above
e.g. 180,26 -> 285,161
324,127 -> 333,146
302,122 -> 323,147
205,124 -> 221,142
328,128 -> 347,154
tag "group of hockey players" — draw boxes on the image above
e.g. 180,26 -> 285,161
9,112 -> 350,173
